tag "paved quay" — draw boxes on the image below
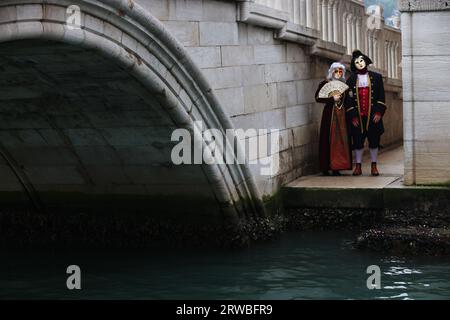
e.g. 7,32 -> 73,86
282,146 -> 450,210
288,145 -> 404,190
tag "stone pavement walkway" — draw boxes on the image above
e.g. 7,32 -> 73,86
287,145 -> 404,189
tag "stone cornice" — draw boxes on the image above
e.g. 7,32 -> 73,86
238,1 -> 319,46
398,0 -> 450,12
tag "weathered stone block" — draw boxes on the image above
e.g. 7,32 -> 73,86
243,84 -> 277,113
169,0 -> 203,21
64,128 -> 107,146
277,81 -> 297,108
292,124 -> 315,147
263,108 -> 286,130
241,65 -> 265,86
285,104 -> 311,128
265,62 -> 309,83
74,146 -> 122,165
42,4 -> 65,21
16,4 -> 42,20
254,45 -> 286,64
202,0 -> 236,22
296,80 -> 316,104
185,46 -> 221,68
402,56 -> 450,101
8,146 -> 78,166
137,0 -> 170,20
231,113 -> 264,135
199,22 -> 239,46
214,87 -> 245,117
0,130 -> 47,147
221,45 -> 254,66
0,165 -> 22,190
164,21 -> 199,46
0,6 -> 16,24
25,166 -> 86,185
247,25 -> 277,45
203,66 -> 242,89
286,43 -> 308,62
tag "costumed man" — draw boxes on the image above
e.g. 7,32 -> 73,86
346,50 -> 387,176
315,62 -> 352,176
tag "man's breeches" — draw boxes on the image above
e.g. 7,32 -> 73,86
352,116 -> 381,149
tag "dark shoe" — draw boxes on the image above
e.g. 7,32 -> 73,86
371,162 -> 380,176
353,163 -> 362,176
332,170 -> 342,176
322,170 -> 330,176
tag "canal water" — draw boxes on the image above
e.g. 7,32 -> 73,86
1,231 -> 450,300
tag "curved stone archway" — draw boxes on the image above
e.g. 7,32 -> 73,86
0,0 -> 264,231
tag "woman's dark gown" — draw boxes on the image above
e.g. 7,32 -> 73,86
315,80 -> 352,172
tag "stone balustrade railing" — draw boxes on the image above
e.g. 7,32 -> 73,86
255,0 -> 316,28
241,0 -> 401,80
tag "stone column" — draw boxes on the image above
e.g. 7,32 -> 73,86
322,0 -> 328,41
373,35 -> 378,67
367,30 -> 373,61
384,41 -> 388,75
342,13 -> 347,47
351,16 -> 357,51
299,0 -> 306,26
289,0 -> 297,24
333,1 -> 339,43
356,18 -> 362,50
327,0 -> 334,42
386,41 -> 391,77
390,42 -> 395,78
391,42 -> 396,78
346,14 -> 352,54
317,0 -> 322,36
392,41 -> 396,77
361,16 -> 368,53
395,42 -> 399,78
306,0 -> 313,28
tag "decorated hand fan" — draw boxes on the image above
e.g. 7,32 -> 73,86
318,81 -> 349,98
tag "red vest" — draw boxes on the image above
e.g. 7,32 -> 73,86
358,87 -> 370,116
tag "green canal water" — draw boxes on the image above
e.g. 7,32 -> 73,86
1,231 -> 450,300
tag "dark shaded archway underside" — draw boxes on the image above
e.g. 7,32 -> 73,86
0,40 -> 222,220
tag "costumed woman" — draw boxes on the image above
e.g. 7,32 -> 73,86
315,62 -> 352,176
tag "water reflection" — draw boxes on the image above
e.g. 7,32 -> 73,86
1,231 -> 450,299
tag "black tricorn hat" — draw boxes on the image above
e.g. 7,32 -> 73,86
351,50 -> 373,72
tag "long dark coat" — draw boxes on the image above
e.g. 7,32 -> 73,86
345,71 -> 387,139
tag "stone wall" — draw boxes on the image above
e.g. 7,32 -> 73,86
138,0 -> 403,196
383,81 -> 403,148
400,0 -> 450,185
138,0 -> 316,197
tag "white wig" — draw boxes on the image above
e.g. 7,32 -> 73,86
327,62 -> 346,81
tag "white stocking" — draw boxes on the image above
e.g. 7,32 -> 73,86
370,148 -> 378,163
355,149 -> 363,164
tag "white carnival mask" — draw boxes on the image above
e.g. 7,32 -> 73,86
355,56 -> 366,70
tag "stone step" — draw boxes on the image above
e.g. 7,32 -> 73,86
282,180 -> 450,210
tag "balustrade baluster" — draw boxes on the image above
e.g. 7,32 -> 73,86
306,0 -> 313,28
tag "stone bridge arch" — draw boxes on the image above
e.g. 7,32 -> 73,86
0,0 -> 264,235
